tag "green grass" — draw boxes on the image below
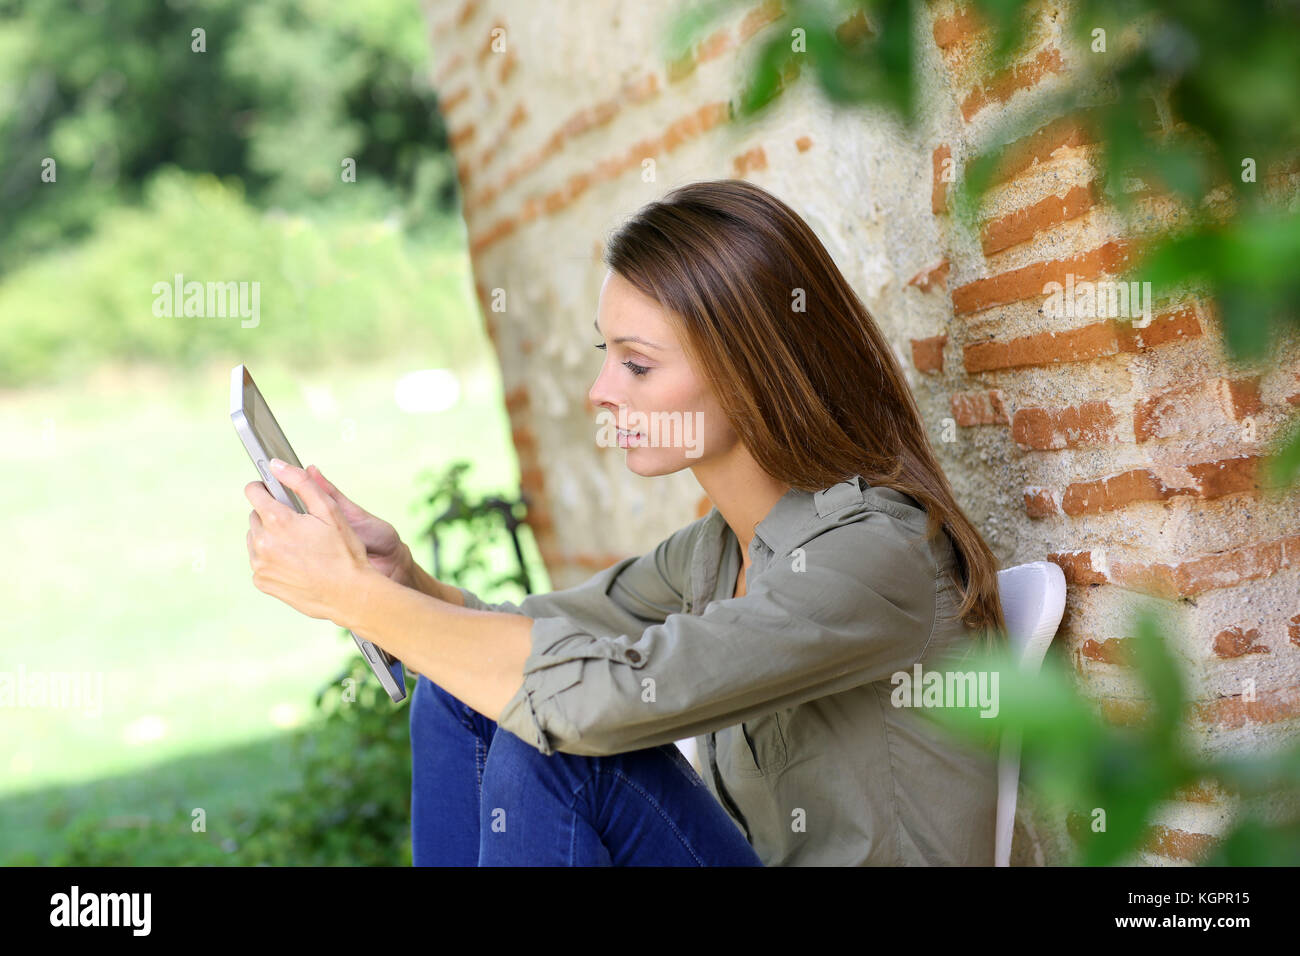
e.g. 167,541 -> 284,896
0,352 -> 543,863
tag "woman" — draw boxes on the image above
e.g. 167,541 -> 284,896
245,179 -> 1006,866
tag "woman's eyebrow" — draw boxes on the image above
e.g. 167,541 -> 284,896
592,318 -> 665,350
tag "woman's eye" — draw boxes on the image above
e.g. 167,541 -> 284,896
594,343 -> 649,377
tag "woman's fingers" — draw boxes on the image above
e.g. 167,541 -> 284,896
309,465 -> 371,521
308,464 -> 344,501
267,460 -> 338,522
248,509 -> 264,561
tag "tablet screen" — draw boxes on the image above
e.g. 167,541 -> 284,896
245,377 -> 303,472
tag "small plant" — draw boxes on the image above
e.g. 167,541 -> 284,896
416,459 -> 536,596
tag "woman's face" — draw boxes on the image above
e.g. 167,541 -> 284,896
588,270 -> 739,476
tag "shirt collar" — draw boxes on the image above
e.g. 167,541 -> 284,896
701,482 -> 820,562
693,475 -> 926,601
751,484 -> 816,556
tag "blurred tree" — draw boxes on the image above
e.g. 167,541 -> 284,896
0,0 -> 458,273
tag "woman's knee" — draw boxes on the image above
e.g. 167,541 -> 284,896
480,728 -> 591,796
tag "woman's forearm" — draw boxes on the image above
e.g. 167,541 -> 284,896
399,545 -> 466,607
344,566 -> 531,722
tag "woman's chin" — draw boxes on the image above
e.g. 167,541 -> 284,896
626,454 -> 692,479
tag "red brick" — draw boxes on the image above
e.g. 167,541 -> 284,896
1096,697 -> 1150,726
1195,682 -> 1300,730
667,48 -> 697,83
739,0 -> 783,41
1140,825 -> 1218,863
981,183 -> 1098,255
469,73 -> 659,211
961,46 -> 1065,122
836,9 -> 873,46
1186,455 -> 1264,498
498,48 -> 517,83
1078,636 -> 1138,665
470,215 -> 517,255
733,145 -> 768,176
1212,626 -> 1269,658
697,27 -> 733,63
932,7 -> 985,49
989,113 -> 1095,187
1115,304 -> 1203,351
1060,456 -> 1264,515
1012,400 -> 1117,450
1023,486 -> 1057,518
449,123 -> 477,151
1171,781 -> 1233,803
470,102 -> 728,252
964,321 -> 1119,373
911,335 -> 947,374
951,389 -> 1009,426
520,465 -> 546,494
626,73 -> 660,103
440,85 -> 470,115
908,259 -> 950,291
477,19 -> 506,62
504,385 -> 530,415
953,239 -> 1133,316
511,425 -> 538,457
1103,530 -> 1300,598
1133,376 -> 1263,443
1048,550 -> 1109,585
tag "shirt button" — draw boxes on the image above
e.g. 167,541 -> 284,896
625,649 -> 642,663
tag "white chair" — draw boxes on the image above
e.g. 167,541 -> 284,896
994,560 -> 1067,866
675,736 -> 700,774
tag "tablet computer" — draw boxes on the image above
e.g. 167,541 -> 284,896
231,364 -> 407,703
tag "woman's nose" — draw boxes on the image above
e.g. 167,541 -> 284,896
588,363 -> 620,412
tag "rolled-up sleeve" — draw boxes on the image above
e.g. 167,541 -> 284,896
457,513 -> 698,628
497,521 -> 939,757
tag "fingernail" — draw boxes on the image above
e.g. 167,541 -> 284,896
270,458 -> 286,471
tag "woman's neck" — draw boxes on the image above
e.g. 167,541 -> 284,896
692,453 -> 790,561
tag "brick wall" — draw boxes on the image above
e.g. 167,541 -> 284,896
425,0 -> 1300,864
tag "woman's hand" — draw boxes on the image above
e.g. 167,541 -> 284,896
303,464 -> 413,587
245,459 -> 378,627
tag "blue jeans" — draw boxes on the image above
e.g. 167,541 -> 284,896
408,673 -> 765,866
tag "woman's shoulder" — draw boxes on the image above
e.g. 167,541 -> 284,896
776,476 -> 932,554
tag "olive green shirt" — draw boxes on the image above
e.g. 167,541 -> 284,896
456,476 -> 998,866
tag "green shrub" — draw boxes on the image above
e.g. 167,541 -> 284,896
0,168 -> 480,387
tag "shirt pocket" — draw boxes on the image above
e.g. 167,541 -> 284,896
726,710 -> 789,778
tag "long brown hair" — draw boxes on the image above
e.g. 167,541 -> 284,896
603,178 -> 1006,647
